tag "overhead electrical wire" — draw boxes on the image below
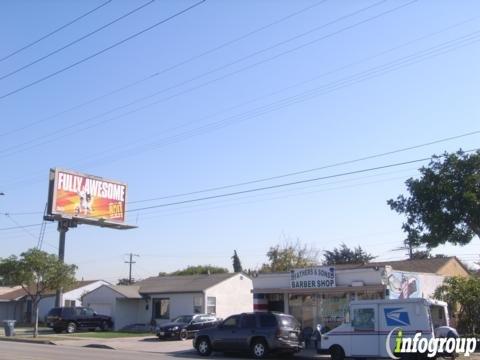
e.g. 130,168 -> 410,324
0,0 -> 112,63
0,0 -> 207,101
0,0 -> 156,81
0,0 -> 328,138
0,0 -> 418,156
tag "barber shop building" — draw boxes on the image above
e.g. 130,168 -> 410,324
252,257 -> 468,330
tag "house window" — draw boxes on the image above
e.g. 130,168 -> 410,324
64,300 -> 76,307
193,295 -> 203,314
152,298 -> 170,319
207,297 -> 216,315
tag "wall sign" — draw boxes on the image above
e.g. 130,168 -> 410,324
290,267 -> 336,289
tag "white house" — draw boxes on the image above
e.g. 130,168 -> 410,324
83,273 -> 253,331
0,280 -> 109,323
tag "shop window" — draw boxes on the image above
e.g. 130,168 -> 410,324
193,295 -> 203,314
352,308 -> 375,330
152,298 -> 170,319
207,297 -> 216,314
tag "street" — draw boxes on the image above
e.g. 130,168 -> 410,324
0,341 -> 257,360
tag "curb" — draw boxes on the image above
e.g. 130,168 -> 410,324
0,337 -> 55,345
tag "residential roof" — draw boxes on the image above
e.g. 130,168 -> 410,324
107,285 -> 142,299
138,273 -> 239,294
334,257 -> 468,275
0,280 -> 106,301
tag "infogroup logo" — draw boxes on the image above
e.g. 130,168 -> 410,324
385,327 -> 478,359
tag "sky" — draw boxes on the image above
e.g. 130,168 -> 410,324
0,0 -> 479,283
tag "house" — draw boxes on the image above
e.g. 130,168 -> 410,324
83,273 -> 253,330
0,280 -> 109,323
252,256 -> 468,330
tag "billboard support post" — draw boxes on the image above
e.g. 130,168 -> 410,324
54,219 -> 76,307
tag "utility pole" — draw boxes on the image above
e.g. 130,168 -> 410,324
125,253 -> 139,284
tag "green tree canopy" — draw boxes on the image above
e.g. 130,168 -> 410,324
0,248 -> 77,337
323,243 -> 375,265
388,150 -> 480,248
260,240 -> 319,272
170,265 -> 229,275
434,276 -> 480,334
232,250 -> 243,273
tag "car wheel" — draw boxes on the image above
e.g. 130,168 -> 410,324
53,328 -> 62,334
179,329 -> 188,341
196,337 -> 212,356
251,339 -> 269,359
66,322 -> 77,334
330,345 -> 345,360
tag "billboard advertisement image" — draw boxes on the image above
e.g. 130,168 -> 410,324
47,168 -> 127,224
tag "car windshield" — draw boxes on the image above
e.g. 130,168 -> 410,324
173,315 -> 193,323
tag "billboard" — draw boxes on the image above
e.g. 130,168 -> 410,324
47,168 -> 127,225
290,266 -> 336,289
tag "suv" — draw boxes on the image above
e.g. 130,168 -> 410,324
193,312 -> 302,358
46,307 -> 113,334
157,314 -> 220,340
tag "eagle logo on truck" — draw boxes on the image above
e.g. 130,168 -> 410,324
384,308 -> 410,326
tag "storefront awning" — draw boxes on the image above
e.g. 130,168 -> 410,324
253,284 -> 385,295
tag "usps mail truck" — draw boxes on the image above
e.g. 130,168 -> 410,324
318,298 -> 457,360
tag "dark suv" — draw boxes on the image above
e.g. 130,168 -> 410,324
193,312 -> 303,358
156,314 -> 220,340
46,307 -> 113,333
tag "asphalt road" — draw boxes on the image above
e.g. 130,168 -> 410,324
0,341 -> 204,360
0,341 -> 271,360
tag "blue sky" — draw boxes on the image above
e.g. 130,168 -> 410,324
0,0 -> 479,282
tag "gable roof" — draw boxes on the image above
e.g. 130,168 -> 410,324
138,273 -> 238,294
0,280 -> 106,301
107,285 -> 142,299
334,257 -> 468,276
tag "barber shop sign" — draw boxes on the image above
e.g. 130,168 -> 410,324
290,267 -> 336,289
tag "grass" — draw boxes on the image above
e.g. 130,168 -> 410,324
68,331 -> 153,339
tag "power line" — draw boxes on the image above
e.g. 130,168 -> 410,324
0,0 -> 112,63
0,0 -> 156,81
0,0 -> 419,156
126,149 -> 479,214
130,130 -> 480,204
0,0 -> 207,101
0,0 -> 327,138
0,223 -> 43,231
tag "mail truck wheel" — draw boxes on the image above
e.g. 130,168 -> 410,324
330,345 -> 345,360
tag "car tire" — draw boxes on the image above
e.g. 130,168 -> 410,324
330,345 -> 345,360
66,322 -> 77,334
196,337 -> 212,356
53,328 -> 62,334
251,339 -> 269,359
179,329 -> 188,341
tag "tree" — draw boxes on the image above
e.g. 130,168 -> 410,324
0,249 -> 77,337
117,278 -> 134,285
388,150 -> 480,248
170,265 -> 229,275
260,240 -> 319,272
232,250 -> 243,273
323,243 -> 375,265
434,276 -> 480,334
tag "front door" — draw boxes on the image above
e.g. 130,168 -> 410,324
350,305 -> 379,356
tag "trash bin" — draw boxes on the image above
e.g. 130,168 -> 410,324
3,320 -> 16,337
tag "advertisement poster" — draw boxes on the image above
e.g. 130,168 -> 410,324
47,168 -> 127,224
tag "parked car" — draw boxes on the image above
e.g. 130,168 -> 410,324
193,312 -> 303,359
157,314 -> 219,340
46,307 -> 113,334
